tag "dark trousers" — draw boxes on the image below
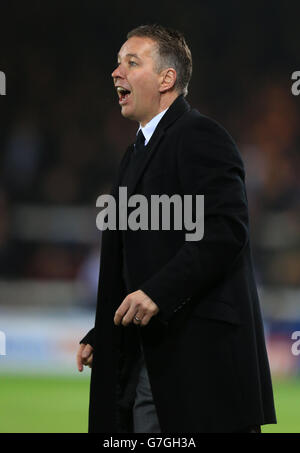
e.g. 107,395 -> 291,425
133,344 -> 161,433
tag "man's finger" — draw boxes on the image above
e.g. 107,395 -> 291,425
122,304 -> 143,326
86,355 -> 93,367
82,344 -> 93,358
114,298 -> 130,325
82,353 -> 93,365
140,313 -> 152,326
77,344 -> 93,372
83,354 -> 93,367
76,344 -> 86,372
133,311 -> 145,325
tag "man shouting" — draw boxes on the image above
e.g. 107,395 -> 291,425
77,24 -> 276,433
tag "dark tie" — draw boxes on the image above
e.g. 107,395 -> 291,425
134,129 -> 146,155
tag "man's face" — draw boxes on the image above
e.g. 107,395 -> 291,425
111,36 -> 162,125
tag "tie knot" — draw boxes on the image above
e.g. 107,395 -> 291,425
135,129 -> 145,150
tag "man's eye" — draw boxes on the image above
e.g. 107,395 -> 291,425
129,61 -> 137,66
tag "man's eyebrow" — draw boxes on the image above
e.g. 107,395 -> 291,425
117,53 -> 141,61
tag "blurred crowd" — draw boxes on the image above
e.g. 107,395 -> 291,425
0,2 -> 299,309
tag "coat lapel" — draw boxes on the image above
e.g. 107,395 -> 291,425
126,129 -> 165,198
125,95 -> 191,198
110,144 -> 133,199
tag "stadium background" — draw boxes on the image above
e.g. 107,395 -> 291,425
0,0 -> 299,433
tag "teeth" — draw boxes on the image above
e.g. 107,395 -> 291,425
116,87 -> 130,95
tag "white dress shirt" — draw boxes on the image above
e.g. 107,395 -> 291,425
137,108 -> 169,146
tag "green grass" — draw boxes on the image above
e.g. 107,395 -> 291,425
262,377 -> 300,433
0,374 -> 90,433
0,374 -> 299,433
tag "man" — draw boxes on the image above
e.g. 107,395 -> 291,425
76,24 -> 276,433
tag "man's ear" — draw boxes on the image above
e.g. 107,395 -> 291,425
159,68 -> 177,93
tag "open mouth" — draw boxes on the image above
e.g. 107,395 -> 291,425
116,86 -> 131,104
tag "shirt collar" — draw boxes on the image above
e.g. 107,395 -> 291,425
137,108 -> 169,146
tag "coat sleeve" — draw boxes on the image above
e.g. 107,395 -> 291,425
139,117 -> 249,322
79,327 -> 95,348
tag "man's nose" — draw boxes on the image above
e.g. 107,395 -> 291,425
111,65 -> 124,79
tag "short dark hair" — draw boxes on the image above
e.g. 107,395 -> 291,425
127,24 -> 192,97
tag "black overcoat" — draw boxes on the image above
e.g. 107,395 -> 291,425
80,95 -> 276,433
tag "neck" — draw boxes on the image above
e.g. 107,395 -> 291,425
140,91 -> 180,127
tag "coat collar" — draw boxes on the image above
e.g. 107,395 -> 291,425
115,95 -> 191,199
149,94 -> 191,136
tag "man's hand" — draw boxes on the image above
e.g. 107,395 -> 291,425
114,290 -> 159,327
76,343 -> 93,372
